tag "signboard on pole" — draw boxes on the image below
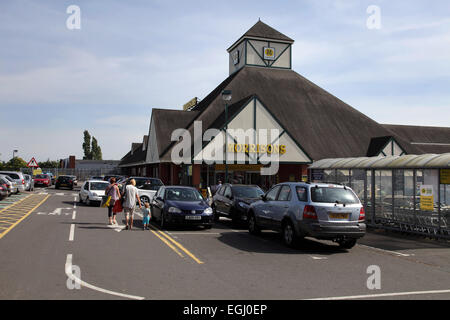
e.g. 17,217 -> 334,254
420,185 -> 434,211
27,157 -> 39,168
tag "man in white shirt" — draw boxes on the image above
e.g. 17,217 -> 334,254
123,179 -> 142,230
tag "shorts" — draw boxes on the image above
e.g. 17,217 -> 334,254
143,216 -> 150,225
124,207 -> 135,219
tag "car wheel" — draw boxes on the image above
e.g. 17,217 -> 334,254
283,221 -> 299,248
338,238 -> 357,250
204,224 -> 212,230
248,213 -> 261,235
140,196 -> 150,206
86,197 -> 91,206
79,194 -> 83,203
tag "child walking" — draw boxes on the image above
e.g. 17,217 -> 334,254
142,203 -> 151,230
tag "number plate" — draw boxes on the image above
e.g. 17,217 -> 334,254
329,213 -> 350,220
185,216 -> 202,220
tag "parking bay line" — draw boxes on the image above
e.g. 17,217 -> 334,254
358,244 -> 413,257
306,289 -> 450,300
149,225 -> 204,264
148,227 -> 184,258
69,224 -> 75,241
65,254 -> 145,300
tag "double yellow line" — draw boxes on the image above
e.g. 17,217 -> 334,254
0,195 -> 50,240
149,225 -> 204,264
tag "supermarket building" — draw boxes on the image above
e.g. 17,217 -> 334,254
119,21 -> 450,189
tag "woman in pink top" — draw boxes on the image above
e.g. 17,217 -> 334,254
106,177 -> 120,225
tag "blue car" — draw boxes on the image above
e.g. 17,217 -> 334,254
150,186 -> 214,229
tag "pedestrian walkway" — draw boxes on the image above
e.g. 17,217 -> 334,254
0,194 -> 50,239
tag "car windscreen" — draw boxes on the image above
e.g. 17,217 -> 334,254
35,175 -> 49,179
5,173 -> 20,179
165,188 -> 203,201
3,176 -> 14,182
135,179 -> 163,191
232,186 -> 264,198
311,187 -> 359,204
89,182 -> 109,191
58,176 -> 71,181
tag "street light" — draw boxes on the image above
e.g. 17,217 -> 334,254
12,150 -> 18,160
222,90 -> 232,183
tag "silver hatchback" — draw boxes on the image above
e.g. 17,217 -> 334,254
248,182 -> 366,249
0,171 -> 26,192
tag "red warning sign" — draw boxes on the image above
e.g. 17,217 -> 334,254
27,157 -> 39,168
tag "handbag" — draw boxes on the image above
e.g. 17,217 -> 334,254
113,199 -> 123,213
101,196 -> 111,208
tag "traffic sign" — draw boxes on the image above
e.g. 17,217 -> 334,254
27,157 -> 39,168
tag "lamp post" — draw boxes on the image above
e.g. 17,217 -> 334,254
221,90 -> 232,184
12,150 -> 18,160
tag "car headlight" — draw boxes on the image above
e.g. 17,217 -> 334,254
168,207 -> 182,214
204,207 -> 213,215
238,202 -> 249,209
91,192 -> 98,197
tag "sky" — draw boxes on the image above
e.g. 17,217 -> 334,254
0,0 -> 449,163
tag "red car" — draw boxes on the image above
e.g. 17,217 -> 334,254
34,174 -> 51,187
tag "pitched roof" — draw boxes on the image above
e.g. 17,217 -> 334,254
366,136 -> 393,157
160,66 -> 421,161
152,109 -> 198,157
228,20 -> 294,51
243,20 -> 293,42
383,124 -> 450,154
119,143 -> 146,166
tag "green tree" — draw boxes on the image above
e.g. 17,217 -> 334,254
83,130 -> 92,160
91,137 -> 103,160
39,159 -> 60,168
4,157 -> 28,171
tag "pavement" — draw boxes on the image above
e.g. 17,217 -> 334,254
0,185 -> 450,300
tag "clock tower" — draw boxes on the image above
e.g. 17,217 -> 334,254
227,20 -> 294,75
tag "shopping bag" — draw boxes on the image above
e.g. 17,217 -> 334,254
101,196 -> 111,208
113,199 -> 123,213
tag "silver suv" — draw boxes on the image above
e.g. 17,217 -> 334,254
0,171 -> 26,192
248,182 -> 366,249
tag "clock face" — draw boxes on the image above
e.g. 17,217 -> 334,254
263,47 -> 275,60
232,50 -> 240,65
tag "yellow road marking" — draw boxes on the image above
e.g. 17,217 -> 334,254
0,195 -> 31,214
149,225 -> 204,264
0,195 -> 50,240
149,228 -> 184,258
